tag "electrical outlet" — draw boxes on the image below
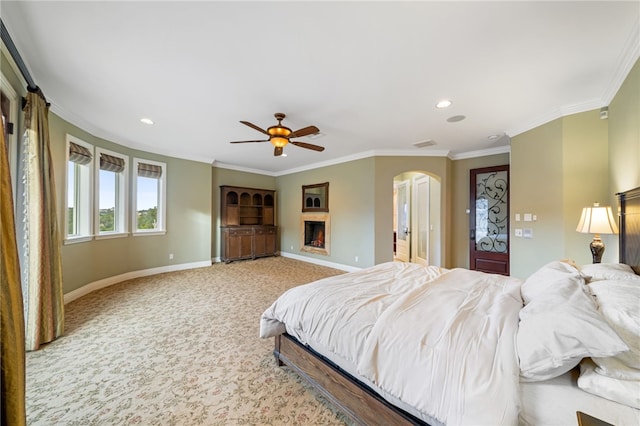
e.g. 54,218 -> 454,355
290,245 -> 294,250
355,256 -> 359,262
169,253 -> 174,260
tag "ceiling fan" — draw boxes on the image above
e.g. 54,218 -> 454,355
230,113 -> 324,156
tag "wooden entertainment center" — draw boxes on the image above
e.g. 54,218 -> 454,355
220,185 -> 278,262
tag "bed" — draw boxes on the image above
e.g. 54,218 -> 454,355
260,187 -> 640,425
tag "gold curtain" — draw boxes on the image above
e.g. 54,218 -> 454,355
1,111 -> 26,424
22,89 -> 64,351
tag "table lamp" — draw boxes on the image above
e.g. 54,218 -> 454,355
576,202 -> 618,263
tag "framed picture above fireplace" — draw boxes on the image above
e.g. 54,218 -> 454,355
302,182 -> 329,212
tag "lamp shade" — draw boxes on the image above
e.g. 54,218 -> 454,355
576,203 -> 619,235
270,136 -> 289,148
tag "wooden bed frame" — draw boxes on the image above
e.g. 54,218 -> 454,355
618,186 -> 640,273
273,186 -> 640,426
274,333 -> 427,425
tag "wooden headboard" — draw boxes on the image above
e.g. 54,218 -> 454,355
618,186 -> 640,274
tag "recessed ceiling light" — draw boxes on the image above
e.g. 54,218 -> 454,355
488,134 -> 501,140
140,118 -> 154,125
446,115 -> 466,123
436,100 -> 452,109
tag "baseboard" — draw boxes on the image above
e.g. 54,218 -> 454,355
279,252 -> 361,273
63,260 -> 212,304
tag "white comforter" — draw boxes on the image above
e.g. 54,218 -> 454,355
260,262 -> 524,425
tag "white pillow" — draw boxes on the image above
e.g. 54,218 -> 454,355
518,261 -> 629,382
588,279 -> 640,380
520,260 -> 592,304
580,263 -> 640,282
578,359 -> 640,409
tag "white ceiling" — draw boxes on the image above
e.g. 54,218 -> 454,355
2,1 -> 638,175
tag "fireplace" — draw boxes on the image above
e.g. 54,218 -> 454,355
300,213 -> 330,255
304,221 -> 325,248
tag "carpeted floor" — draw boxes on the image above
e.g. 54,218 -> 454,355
25,257 -> 353,425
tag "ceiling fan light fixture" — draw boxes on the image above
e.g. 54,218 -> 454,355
231,113 -> 324,154
267,125 -> 292,138
271,136 -> 289,148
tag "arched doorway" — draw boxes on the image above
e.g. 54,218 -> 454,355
393,171 -> 441,266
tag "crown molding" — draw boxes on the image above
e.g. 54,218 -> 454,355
212,161 -> 278,177
601,19 -> 640,105
214,145 -> 514,177
449,145 -> 511,160
0,42 -> 28,90
507,19 -> 640,138
49,102 -> 215,164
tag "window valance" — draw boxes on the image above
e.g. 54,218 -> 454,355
68,142 -> 92,165
137,162 -> 162,179
99,152 -> 125,173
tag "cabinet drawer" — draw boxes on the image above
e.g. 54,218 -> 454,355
228,228 -> 253,237
255,227 -> 276,235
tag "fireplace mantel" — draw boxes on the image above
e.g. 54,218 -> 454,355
300,213 -> 330,256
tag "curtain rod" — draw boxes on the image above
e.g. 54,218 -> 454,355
1,18 -> 37,90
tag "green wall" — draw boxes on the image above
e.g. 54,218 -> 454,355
48,115 -> 213,293
212,155 -> 458,268
609,59 -> 640,197
4,49 -> 213,294
276,157 -> 376,267
450,153 -> 510,268
563,110 -> 610,265
510,112 -> 608,278
510,58 -> 639,278
212,153 -> 513,270
268,156 -> 451,267
6,50 -> 637,294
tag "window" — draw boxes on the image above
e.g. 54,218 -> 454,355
66,135 -> 93,242
132,158 -> 166,234
95,147 -> 128,237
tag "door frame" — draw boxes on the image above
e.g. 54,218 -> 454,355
394,179 -> 410,262
469,165 -> 510,275
411,175 -> 430,265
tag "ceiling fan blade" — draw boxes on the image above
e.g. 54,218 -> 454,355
289,125 -> 320,138
274,146 -> 283,156
230,139 -> 269,144
240,120 -> 269,135
291,141 -> 325,152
